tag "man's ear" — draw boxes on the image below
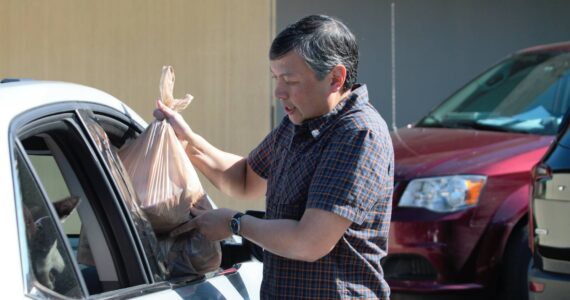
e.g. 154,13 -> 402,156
329,65 -> 347,93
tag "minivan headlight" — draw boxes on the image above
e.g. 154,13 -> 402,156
399,175 -> 486,212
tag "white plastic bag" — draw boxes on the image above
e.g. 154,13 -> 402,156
119,66 -> 203,233
118,66 -> 221,276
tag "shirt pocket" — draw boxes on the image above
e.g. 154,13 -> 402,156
266,172 -> 307,220
266,154 -> 317,220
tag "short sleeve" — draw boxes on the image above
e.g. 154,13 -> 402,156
307,128 -> 392,225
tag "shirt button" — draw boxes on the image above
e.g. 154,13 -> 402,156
311,129 -> 320,138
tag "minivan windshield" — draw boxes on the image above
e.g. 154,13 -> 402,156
417,51 -> 570,135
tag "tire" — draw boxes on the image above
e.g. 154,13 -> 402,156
496,224 -> 530,300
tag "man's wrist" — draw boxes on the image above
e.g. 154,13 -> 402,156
229,212 -> 245,236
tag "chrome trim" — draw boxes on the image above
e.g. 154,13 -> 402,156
91,282 -> 172,300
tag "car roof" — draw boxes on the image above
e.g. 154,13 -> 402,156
0,79 -> 146,127
517,41 -> 570,54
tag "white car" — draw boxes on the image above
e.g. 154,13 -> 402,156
0,79 -> 262,299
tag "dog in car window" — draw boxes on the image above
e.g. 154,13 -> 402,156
24,196 -> 80,293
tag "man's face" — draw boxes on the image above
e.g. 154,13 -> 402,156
270,51 -> 333,125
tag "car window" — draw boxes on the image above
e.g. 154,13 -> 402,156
418,52 -> 570,135
78,110 -> 235,284
76,109 -> 169,282
15,147 -> 84,298
16,107 -> 258,299
544,128 -> 570,172
24,138 -> 114,295
14,111 -> 148,297
28,154 -> 80,235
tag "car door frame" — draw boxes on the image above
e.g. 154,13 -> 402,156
11,101 -> 262,299
10,102 -> 172,299
78,103 -> 263,300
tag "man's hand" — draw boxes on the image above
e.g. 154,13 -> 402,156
178,207 -> 237,241
153,99 -> 194,142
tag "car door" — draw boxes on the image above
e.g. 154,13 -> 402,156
12,103 -> 178,299
11,102 -> 260,299
75,107 -> 261,300
532,119 -> 570,274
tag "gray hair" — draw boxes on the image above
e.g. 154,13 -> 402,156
270,15 -> 359,92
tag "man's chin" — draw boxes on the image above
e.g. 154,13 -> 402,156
287,115 -> 303,125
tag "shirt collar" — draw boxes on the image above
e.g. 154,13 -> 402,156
293,84 -> 369,139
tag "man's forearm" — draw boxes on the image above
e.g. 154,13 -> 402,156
183,132 -> 252,198
239,214 -> 334,262
240,215 -> 312,261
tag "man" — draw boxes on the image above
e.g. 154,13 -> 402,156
155,14 -> 394,299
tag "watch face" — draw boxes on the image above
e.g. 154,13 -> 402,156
230,219 -> 239,234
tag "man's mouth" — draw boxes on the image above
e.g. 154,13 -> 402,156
284,105 -> 295,114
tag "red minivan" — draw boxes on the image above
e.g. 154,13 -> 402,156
386,41 -> 570,299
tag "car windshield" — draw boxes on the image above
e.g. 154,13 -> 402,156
417,51 -> 570,135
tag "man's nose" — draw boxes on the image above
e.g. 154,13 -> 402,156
274,82 -> 287,100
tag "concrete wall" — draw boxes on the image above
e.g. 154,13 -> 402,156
6,0 -> 570,212
276,0 -> 570,128
1,0 -> 275,211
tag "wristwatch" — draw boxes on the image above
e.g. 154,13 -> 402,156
229,212 -> 245,236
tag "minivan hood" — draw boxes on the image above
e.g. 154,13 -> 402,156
391,127 -> 554,179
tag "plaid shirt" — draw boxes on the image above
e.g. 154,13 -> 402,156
248,84 -> 394,299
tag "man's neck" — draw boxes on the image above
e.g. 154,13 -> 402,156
327,90 -> 351,110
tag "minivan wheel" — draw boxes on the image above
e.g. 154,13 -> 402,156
496,224 -> 530,300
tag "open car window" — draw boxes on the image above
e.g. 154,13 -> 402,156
13,110 -> 149,298
11,104 -> 259,300
76,109 -> 169,282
